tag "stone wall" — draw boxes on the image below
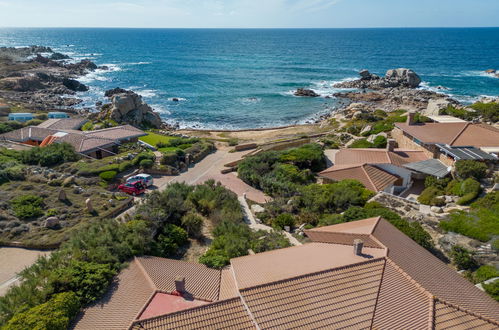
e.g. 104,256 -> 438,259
391,127 -> 437,158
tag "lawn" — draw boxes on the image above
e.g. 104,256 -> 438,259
139,132 -> 175,147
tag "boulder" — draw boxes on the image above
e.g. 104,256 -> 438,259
62,176 -> 75,187
104,87 -> 128,98
294,88 -> 319,97
58,189 -> 67,201
430,206 -> 443,214
424,98 -> 452,116
62,78 -> 88,92
100,89 -> 163,128
385,68 -> 421,88
485,69 -> 496,74
50,52 -> 70,60
251,204 -> 265,214
44,216 -> 59,229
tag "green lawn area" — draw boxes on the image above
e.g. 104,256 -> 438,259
158,146 -> 182,153
139,132 -> 174,147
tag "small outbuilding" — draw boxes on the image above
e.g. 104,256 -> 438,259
48,112 -> 70,119
8,113 -> 34,122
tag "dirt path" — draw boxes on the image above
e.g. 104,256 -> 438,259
0,247 -> 51,296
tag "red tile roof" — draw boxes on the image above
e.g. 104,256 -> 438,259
334,148 -> 428,166
319,163 -> 400,192
395,122 -> 499,147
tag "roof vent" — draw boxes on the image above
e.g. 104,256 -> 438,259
353,239 -> 364,256
174,276 -> 185,294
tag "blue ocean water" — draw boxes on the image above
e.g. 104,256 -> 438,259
1,28 -> 499,129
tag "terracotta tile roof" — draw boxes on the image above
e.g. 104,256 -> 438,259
130,297 -> 256,330
372,260 -> 432,329
395,122 -> 499,147
219,267 -> 239,300
85,125 -> 146,141
137,256 -> 221,302
72,259 -> 155,330
334,148 -> 428,167
230,242 -> 386,290
434,300 -> 499,329
305,217 -> 385,248
240,258 -> 385,329
371,219 -> 499,324
319,163 -> 400,192
37,118 -> 87,130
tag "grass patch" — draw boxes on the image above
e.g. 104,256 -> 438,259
139,132 -> 175,146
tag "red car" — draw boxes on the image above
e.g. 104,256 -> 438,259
118,180 -> 146,196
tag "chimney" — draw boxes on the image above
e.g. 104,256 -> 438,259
387,139 -> 397,152
353,239 -> 364,256
175,276 -> 185,294
406,112 -> 416,125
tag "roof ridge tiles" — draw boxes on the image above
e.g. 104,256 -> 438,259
239,257 -> 386,293
384,258 -> 433,299
362,164 -> 381,191
129,290 -> 158,329
368,216 -> 383,235
133,257 -> 157,291
230,266 -> 261,330
449,122 -> 470,145
435,298 -> 499,327
369,258 -> 388,329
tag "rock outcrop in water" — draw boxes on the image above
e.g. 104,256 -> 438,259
485,69 -> 499,78
334,68 -> 422,89
98,89 -> 163,128
294,88 -> 320,97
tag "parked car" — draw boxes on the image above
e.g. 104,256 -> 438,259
127,174 -> 154,187
118,180 -> 146,196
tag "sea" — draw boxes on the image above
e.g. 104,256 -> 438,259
1,28 -> 498,129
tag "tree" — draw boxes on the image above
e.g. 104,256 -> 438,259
273,213 -> 295,230
4,292 -> 80,330
181,213 -> 204,238
153,224 -> 188,257
455,160 -> 488,180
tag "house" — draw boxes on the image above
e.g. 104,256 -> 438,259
7,112 -> 33,122
318,141 -> 442,194
393,113 -> 499,165
48,111 -> 70,119
72,217 -> 499,330
0,123 -> 146,159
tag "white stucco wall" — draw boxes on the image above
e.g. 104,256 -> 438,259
375,163 -> 413,187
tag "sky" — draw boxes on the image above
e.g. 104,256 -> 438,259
0,0 -> 498,28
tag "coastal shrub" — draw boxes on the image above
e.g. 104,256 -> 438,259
418,187 -> 445,206
455,160 -> 488,180
425,176 -> 452,190
156,142 -> 168,148
250,230 -> 291,253
19,143 -> 79,167
118,160 -> 133,173
473,265 -> 499,284
469,102 -> 499,122
50,261 -> 116,304
90,163 -> 120,175
99,170 -> 117,182
160,152 -> 178,166
81,121 -> 94,131
372,135 -> 387,148
456,178 -> 481,205
139,159 -> 154,169
181,212 -> 204,238
348,138 -> 373,148
450,245 -> 478,271
0,121 -> 23,134
228,138 -> 239,146
25,119 -> 43,126
439,105 -> 477,121
279,144 -> 326,172
169,137 -> 200,147
471,191 -> 499,209
483,281 -> 499,302
3,292 -> 80,330
318,214 -> 344,227
273,213 -> 295,230
10,194 -> 44,219
132,152 -> 155,166
152,224 -> 188,257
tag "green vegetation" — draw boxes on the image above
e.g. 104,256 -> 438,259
439,105 -> 477,121
99,170 -> 117,182
10,194 -> 44,219
139,131 -> 175,148
16,143 -> 80,167
440,191 -> 499,242
450,245 -> 478,271
349,135 -> 387,149
139,158 -> 154,169
419,176 -> 481,206
3,292 -> 80,330
455,160 -> 488,180
81,119 -> 119,131
483,281 -> 499,301
418,186 -> 445,206
473,265 -> 499,284
238,144 -> 326,197
440,102 -> 499,123
344,109 -> 409,137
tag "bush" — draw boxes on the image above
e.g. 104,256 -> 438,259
19,143 -> 79,167
348,139 -> 373,148
50,261 -> 116,304
99,170 -> 117,182
473,265 -> 499,284
455,160 -> 488,180
424,176 -> 451,190
372,135 -> 387,148
199,251 -> 230,269
228,138 -> 239,146
418,187 -> 445,206
10,194 -> 44,219
25,119 -> 43,126
3,292 -> 80,330
156,142 -> 168,148
139,159 -> 154,169
471,191 -> 499,209
181,212 -> 204,238
160,152 -> 178,166
153,224 -> 188,257
273,213 -> 295,230
469,102 -> 499,123
450,245 -> 478,271
132,152 -> 155,166
457,178 -> 481,205
118,161 -> 133,173
483,281 -> 499,301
